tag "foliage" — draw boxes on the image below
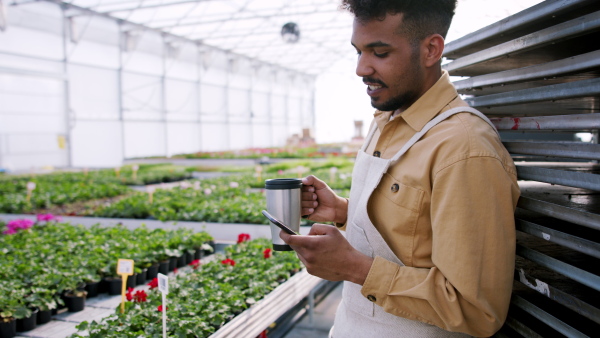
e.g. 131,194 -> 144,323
71,238 -> 302,338
0,219 -> 213,318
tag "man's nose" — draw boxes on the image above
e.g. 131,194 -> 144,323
356,54 -> 374,77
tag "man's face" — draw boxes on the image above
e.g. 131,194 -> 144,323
351,13 -> 424,112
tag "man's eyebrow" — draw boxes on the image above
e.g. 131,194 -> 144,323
351,41 -> 391,49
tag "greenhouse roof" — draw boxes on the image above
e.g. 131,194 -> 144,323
59,0 -> 356,75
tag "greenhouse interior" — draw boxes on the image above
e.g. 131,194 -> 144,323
1,0 -> 599,337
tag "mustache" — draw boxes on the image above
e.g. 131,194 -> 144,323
362,77 -> 386,87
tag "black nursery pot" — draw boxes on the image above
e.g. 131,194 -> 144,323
136,269 -> 147,285
105,277 -> 123,295
85,281 -> 100,298
158,260 -> 170,275
0,318 -> 16,338
194,247 -> 202,260
185,251 -> 194,265
177,254 -> 186,268
169,257 -> 178,271
63,292 -> 86,313
37,309 -> 52,325
147,263 -> 159,280
126,274 -> 137,289
16,308 -> 38,332
203,240 -> 215,256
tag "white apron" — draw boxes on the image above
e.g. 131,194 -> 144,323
331,107 -> 498,337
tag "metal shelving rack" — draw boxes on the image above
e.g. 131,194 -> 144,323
443,0 -> 600,336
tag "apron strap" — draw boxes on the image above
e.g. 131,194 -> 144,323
390,106 -> 497,163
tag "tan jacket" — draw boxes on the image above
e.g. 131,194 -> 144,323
348,71 -> 519,337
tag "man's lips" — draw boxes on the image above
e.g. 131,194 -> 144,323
363,78 -> 386,95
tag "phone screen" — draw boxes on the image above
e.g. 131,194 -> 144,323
262,210 -> 298,235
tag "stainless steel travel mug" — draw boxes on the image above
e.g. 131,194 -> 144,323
265,178 -> 302,251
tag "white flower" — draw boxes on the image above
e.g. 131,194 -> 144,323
204,188 -> 212,195
210,185 -> 216,190
229,182 -> 239,188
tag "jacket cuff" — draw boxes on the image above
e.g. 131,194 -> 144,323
360,256 -> 399,305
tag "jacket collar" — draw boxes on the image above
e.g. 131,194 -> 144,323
373,70 -> 458,132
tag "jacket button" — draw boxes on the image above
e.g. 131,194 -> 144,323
367,295 -> 377,302
373,151 -> 381,158
391,183 -> 399,192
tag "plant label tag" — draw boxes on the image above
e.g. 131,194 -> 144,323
117,259 -> 134,276
26,182 -> 36,191
158,273 -> 169,294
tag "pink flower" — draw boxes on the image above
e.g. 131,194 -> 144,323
36,214 -> 61,222
237,233 -> 251,244
3,219 -> 34,235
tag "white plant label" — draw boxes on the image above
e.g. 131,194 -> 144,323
158,273 -> 169,338
158,273 -> 169,294
26,182 -> 36,191
117,259 -> 134,275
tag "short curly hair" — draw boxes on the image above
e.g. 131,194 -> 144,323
341,0 -> 457,43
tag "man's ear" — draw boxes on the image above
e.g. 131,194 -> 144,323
422,34 -> 445,68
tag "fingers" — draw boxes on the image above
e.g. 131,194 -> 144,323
302,175 -> 328,190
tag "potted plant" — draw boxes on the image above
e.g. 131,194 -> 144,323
24,287 -> 57,325
1,286 -> 31,337
61,276 -> 87,313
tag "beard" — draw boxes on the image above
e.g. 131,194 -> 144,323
370,48 -> 423,112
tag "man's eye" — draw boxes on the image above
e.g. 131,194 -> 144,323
374,51 -> 388,58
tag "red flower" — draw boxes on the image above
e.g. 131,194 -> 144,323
133,290 -> 147,303
189,259 -> 201,269
174,268 -> 178,274
237,233 -> 251,243
158,305 -> 167,312
148,278 -> 158,289
263,248 -> 272,259
221,258 -> 236,266
258,330 -> 268,338
125,287 -> 134,301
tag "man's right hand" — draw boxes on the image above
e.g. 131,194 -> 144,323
301,175 -> 348,224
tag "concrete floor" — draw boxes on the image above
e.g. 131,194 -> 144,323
283,282 -> 342,338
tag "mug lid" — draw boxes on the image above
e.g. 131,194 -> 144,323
265,178 -> 302,189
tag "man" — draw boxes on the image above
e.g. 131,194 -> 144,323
280,0 -> 520,337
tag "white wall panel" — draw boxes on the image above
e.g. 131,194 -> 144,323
123,122 -> 166,158
252,123 -> 272,148
122,72 -> 162,120
0,27 -> 63,61
164,43 -> 198,81
69,65 -> 119,119
271,95 -> 287,122
0,54 -> 62,75
288,97 -> 302,123
228,88 -> 250,119
165,79 -> 197,121
68,40 -> 119,69
166,123 -> 200,157
251,91 -> 270,119
200,123 -> 228,151
0,75 -> 63,115
71,121 -> 123,168
229,124 -> 252,150
200,83 -> 226,121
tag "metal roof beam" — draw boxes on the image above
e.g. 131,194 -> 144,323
153,9 -> 342,29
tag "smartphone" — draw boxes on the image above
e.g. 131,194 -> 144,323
262,210 -> 299,235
